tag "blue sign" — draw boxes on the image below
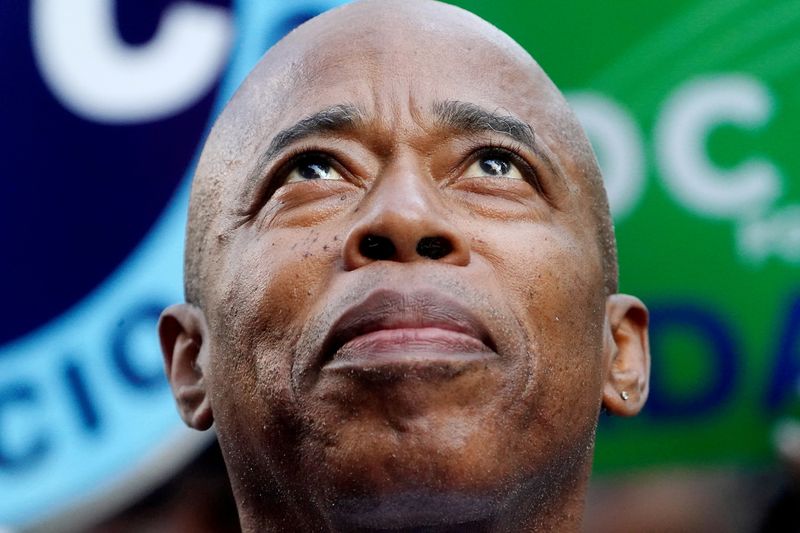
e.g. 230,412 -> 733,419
0,1 -> 344,529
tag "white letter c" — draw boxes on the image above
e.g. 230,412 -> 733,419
31,0 -> 233,124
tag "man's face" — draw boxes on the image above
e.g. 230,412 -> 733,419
163,2 -> 647,529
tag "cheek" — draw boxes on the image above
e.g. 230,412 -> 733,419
213,222 -> 341,341
206,225 -> 342,430
479,221 -> 607,427
488,222 -> 605,343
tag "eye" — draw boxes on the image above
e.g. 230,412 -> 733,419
285,154 -> 343,183
465,152 -> 524,180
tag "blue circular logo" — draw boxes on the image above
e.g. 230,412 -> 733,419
0,1 -> 344,529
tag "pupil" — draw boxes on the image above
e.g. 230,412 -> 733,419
299,161 -> 329,180
480,158 -> 509,175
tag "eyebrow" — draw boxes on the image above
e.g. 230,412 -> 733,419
432,100 -> 561,187
242,104 -> 363,199
262,103 -> 364,163
257,100 -> 541,166
243,99 -> 555,204
432,100 -> 537,151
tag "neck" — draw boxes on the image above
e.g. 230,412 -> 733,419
234,477 -> 589,532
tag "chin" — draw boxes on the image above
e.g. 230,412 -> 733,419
290,405 -> 597,530
328,489 -> 500,530
299,416 -> 526,524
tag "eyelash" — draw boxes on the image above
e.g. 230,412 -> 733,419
242,147 -> 349,216
279,149 -> 343,181
247,140 -> 545,217
466,142 -> 545,194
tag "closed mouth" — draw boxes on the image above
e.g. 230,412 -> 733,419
318,289 -> 498,374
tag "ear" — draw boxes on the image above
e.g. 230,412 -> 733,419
601,294 -> 650,417
158,303 -> 214,430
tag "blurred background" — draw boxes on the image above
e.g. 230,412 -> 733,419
1,0 -> 798,531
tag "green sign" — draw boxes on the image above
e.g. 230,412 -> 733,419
452,0 -> 800,470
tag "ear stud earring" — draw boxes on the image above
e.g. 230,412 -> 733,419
620,391 -> 630,401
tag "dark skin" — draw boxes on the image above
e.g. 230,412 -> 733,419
158,1 -> 650,531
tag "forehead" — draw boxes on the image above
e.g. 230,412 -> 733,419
293,28 -> 533,110
226,3 -> 571,147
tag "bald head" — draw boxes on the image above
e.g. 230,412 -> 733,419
184,0 -> 616,308
162,3 -> 649,530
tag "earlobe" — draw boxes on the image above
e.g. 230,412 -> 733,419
158,303 -> 214,430
601,294 -> 650,417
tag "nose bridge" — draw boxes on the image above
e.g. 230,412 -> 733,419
367,157 -> 438,225
342,154 -> 471,269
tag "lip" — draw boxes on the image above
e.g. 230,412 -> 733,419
318,289 -> 497,375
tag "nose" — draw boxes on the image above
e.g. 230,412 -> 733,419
342,161 -> 471,270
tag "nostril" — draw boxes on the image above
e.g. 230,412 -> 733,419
359,234 -> 396,260
416,236 -> 453,260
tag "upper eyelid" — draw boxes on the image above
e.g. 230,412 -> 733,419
462,144 -> 545,190
280,148 -> 364,179
241,140 -> 547,218
246,147 -> 358,210
465,140 -> 531,168
470,142 -> 529,164
285,152 -> 336,173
